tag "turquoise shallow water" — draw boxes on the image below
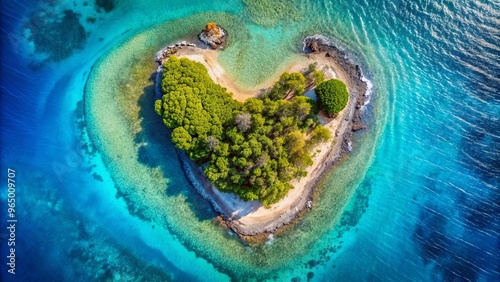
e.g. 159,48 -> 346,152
1,0 -> 499,281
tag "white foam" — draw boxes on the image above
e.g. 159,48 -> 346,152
265,234 -> 274,246
360,74 -> 374,107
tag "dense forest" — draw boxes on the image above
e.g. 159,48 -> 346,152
155,56 -> 336,206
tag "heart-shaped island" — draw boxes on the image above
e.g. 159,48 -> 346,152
152,23 -> 369,238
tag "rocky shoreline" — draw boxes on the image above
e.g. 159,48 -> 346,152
154,35 -> 370,238
304,35 -> 369,133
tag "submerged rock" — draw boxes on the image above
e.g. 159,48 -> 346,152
198,22 -> 226,49
352,124 -> 366,131
23,9 -> 88,63
95,0 -> 115,13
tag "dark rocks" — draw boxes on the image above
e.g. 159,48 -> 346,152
303,34 -> 331,53
355,95 -> 366,109
198,22 -> 226,49
24,10 -> 88,63
95,0 -> 115,13
310,41 -> 319,52
306,40 -> 322,53
352,124 -> 366,131
209,42 -> 218,49
154,42 -> 196,65
355,65 -> 362,79
343,139 -> 353,152
306,200 -> 313,210
155,46 -> 180,65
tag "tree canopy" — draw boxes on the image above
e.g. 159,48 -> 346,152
267,72 -> 306,100
155,56 -> 240,160
155,56 -> 331,206
205,22 -> 219,32
315,79 -> 348,117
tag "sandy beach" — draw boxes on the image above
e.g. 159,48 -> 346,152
157,38 -> 369,236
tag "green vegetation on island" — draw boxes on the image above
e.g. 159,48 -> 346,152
307,62 -> 325,86
155,56 -> 332,206
315,79 -> 349,117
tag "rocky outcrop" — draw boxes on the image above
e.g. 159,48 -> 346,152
303,34 -> 332,53
352,124 -> 366,131
198,22 -> 226,49
309,41 -> 319,52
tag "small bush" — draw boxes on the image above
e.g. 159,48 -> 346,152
308,126 -> 332,146
312,70 -> 325,86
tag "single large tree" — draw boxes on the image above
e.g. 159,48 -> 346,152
315,79 -> 348,117
235,113 -> 252,133
268,72 -> 306,100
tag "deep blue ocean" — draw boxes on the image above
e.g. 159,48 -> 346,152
1,0 -> 499,281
